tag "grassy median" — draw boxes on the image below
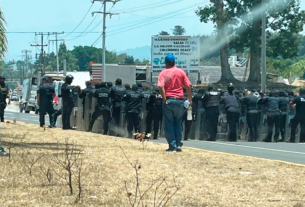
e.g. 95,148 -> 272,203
0,121 -> 305,206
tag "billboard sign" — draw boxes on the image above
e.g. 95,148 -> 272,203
151,35 -> 200,72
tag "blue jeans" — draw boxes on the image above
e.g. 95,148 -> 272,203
163,100 -> 184,148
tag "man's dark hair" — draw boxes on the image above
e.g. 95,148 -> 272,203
107,82 -> 113,88
279,90 -> 286,97
125,84 -> 131,90
132,84 -> 138,92
115,78 -> 122,85
269,91 -> 276,97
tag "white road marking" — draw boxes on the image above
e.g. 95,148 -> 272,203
191,140 -> 305,155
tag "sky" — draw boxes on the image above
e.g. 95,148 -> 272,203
2,0 -> 305,62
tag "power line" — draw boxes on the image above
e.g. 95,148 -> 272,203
62,3 -> 94,38
66,4 -> 104,41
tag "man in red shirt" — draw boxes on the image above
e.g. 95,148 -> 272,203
158,54 -> 192,152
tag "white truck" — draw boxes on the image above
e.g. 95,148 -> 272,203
19,77 -> 38,113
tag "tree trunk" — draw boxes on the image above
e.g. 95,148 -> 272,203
215,0 -> 237,82
247,20 -> 262,82
220,44 -> 236,81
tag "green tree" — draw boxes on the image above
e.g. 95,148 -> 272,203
171,25 -> 186,35
159,31 -> 170,35
125,55 -> 135,64
197,0 -> 305,83
196,1 -> 236,81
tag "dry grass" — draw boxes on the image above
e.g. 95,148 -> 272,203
0,121 -> 305,206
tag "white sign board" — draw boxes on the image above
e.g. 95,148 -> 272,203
151,36 -> 200,72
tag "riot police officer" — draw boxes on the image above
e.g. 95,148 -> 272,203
37,77 -> 55,127
123,84 -> 143,138
278,90 -> 289,142
259,91 -> 281,142
79,81 -> 94,119
125,84 -> 131,92
88,82 -> 111,135
146,88 -> 163,139
110,78 -> 127,133
137,82 -> 143,93
61,75 -> 75,130
288,88 -> 305,143
242,91 -> 259,142
220,87 -> 240,142
0,76 -> 8,122
202,84 -> 220,141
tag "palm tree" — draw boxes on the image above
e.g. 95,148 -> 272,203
171,25 -> 186,36
0,6 -> 7,61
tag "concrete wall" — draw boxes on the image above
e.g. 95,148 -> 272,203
105,65 -> 136,85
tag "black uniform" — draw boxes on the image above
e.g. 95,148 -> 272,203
278,95 -> 289,141
146,92 -> 163,139
290,94 -> 305,142
202,91 -> 220,141
192,90 -> 206,139
0,82 -> 8,122
110,85 -> 127,128
241,94 -> 259,141
259,96 -> 280,142
89,86 -> 111,135
220,93 -> 240,141
123,91 -> 143,138
37,83 -> 55,127
79,86 -> 94,119
61,83 -> 75,129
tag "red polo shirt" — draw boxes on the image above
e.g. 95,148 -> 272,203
157,66 -> 191,99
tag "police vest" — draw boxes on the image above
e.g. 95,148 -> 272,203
206,92 -> 220,107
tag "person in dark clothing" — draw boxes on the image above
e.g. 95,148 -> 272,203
125,84 -> 131,92
259,91 -> 281,142
241,91 -> 259,141
146,88 -> 163,139
202,84 -> 220,141
0,76 -> 8,122
288,88 -> 305,143
278,90 -> 289,142
192,88 -> 206,139
137,82 -> 143,93
51,106 -> 62,127
61,75 -> 75,130
79,81 -> 94,119
123,84 -> 143,138
220,91 -> 240,141
227,83 -> 234,96
107,82 -> 113,89
111,78 -> 127,134
37,77 -> 56,127
88,82 -> 111,135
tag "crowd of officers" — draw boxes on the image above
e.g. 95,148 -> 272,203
36,75 -> 305,143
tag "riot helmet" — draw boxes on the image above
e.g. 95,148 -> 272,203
65,75 -> 74,84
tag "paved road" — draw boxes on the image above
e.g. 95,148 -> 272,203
3,107 -> 305,165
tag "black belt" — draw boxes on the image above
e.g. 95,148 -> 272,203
166,97 -> 184,100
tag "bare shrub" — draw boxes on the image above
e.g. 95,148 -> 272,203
120,146 -> 181,207
53,138 -> 82,195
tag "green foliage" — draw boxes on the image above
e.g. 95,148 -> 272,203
159,31 -> 170,35
33,44 -> 150,73
171,25 -> 186,35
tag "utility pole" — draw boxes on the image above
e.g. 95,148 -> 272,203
261,0 -> 267,92
49,32 -> 65,76
31,32 -> 64,76
22,50 -> 31,77
92,0 -> 119,81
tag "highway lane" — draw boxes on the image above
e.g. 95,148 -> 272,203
3,108 -> 305,165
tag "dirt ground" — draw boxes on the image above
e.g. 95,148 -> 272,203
0,121 -> 305,207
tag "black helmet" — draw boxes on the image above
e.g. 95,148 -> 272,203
95,82 -> 101,89
208,84 -> 214,91
100,82 -> 108,88
228,83 -> 234,90
65,75 -> 74,84
42,76 -> 48,82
